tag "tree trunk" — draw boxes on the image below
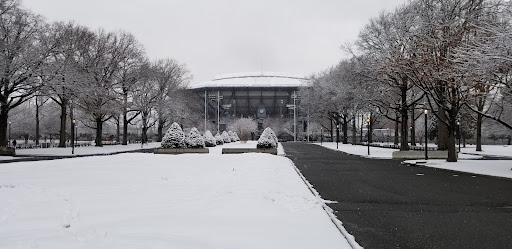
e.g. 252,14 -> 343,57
157,119 -> 164,142
95,117 -> 103,147
342,114 -> 348,144
447,119 -> 457,162
69,106 -> 74,148
410,108 -> 416,146
116,116 -> 120,144
0,105 -> 9,147
368,114 -> 373,143
59,99 -> 68,147
437,106 -> 449,150
394,116 -> 399,145
400,87 -> 409,151
35,100 -> 40,146
360,115 -> 364,143
351,115 -> 356,144
476,112 -> 483,151
330,118 -> 333,142
122,113 -> 129,145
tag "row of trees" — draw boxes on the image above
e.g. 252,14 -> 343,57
0,0 -> 191,147
301,0 -> 512,162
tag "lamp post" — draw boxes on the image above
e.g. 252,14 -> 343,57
366,118 -> 370,155
293,91 -> 297,142
72,119 -> 75,154
204,90 -> 207,132
336,124 -> 339,149
424,107 -> 428,160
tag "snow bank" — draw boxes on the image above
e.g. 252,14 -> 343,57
0,153 -> 352,249
405,159 -> 512,179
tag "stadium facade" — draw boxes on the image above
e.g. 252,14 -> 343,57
189,72 -> 306,136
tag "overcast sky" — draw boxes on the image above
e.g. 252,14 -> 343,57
23,0 -> 406,84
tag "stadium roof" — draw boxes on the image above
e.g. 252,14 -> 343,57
188,72 -> 307,89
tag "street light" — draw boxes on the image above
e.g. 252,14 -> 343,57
366,118 -> 370,155
424,107 -> 428,160
336,124 -> 339,149
72,119 -> 75,154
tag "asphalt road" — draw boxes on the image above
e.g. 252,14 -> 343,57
283,142 -> 512,249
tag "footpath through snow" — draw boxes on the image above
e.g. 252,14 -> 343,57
316,142 -> 512,179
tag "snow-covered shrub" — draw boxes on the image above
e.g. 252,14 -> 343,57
203,130 -> 216,147
228,131 -> 237,142
257,127 -> 277,148
215,133 -> 224,145
161,122 -> 186,148
185,127 -> 205,148
230,118 -> 257,142
265,127 -> 278,145
221,131 -> 231,143
233,132 -> 240,142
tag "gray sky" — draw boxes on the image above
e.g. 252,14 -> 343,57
23,0 -> 406,83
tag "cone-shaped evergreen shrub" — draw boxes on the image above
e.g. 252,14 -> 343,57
203,130 -> 216,147
161,122 -> 186,148
215,133 -> 224,145
222,131 -> 231,143
185,127 -> 205,148
257,127 -> 277,148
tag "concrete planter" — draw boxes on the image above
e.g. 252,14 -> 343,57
0,147 -> 15,156
222,148 -> 277,155
392,150 -> 458,159
154,148 -> 209,154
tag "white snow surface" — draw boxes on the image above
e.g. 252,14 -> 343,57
316,142 -> 399,159
13,143 -> 161,156
189,72 -> 306,89
0,153 -> 352,249
460,145 -> 512,157
404,159 -> 512,179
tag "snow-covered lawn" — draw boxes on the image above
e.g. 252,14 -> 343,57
404,159 -> 512,179
0,153 -> 353,249
316,142 -> 511,179
460,144 -> 512,157
315,142 -> 398,159
14,142 -> 161,156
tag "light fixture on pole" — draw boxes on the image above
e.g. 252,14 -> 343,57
366,118 -> 370,155
293,91 -> 297,142
424,107 -> 428,160
204,90 -> 207,132
336,124 -> 339,149
72,119 -> 75,154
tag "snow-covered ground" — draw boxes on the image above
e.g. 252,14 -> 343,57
0,153 -> 355,249
13,142 -> 161,156
404,160 -> 512,179
316,142 -> 511,179
460,144 -> 512,157
315,142 -> 399,159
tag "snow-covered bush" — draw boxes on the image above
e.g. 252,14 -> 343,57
228,131 -> 237,142
257,127 -> 277,148
233,132 -> 240,142
185,127 -> 205,148
230,118 -> 257,142
161,122 -> 186,148
221,131 -> 231,143
266,127 -> 278,145
203,130 -> 216,147
215,133 -> 224,145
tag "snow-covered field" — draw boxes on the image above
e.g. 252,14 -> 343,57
316,142 -> 512,179
404,159 -> 512,179
14,142 -> 162,156
0,152 -> 353,249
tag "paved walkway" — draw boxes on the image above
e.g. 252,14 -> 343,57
284,142 -> 512,249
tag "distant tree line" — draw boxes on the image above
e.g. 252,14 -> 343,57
0,0 -> 192,147
300,0 -> 512,162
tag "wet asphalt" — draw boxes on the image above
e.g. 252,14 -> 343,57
283,142 -> 512,249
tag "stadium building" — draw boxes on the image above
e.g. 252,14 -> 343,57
189,72 -> 306,137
